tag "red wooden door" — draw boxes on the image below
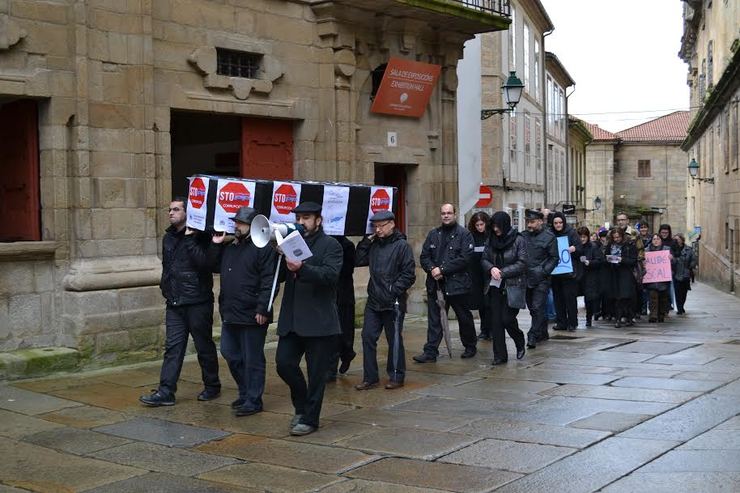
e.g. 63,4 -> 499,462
0,100 -> 40,241
240,118 -> 294,180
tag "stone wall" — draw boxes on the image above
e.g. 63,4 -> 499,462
584,143 -> 616,229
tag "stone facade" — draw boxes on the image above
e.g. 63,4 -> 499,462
544,51 -> 573,211
0,0 -> 510,360
567,117 -> 591,225
680,0 -> 740,294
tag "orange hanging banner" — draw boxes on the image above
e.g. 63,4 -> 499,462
370,57 -> 441,118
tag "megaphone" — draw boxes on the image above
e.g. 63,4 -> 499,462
251,214 -> 305,248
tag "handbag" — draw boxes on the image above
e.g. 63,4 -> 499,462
504,284 -> 526,309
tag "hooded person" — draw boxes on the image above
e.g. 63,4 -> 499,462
549,211 -> 583,331
481,211 -> 528,364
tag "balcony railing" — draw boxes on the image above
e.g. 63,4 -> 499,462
453,0 -> 511,16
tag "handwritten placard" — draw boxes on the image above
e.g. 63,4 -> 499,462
552,236 -> 573,275
643,250 -> 672,283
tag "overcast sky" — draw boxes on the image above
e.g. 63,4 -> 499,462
538,0 -> 690,133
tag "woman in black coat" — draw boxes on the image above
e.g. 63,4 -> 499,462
644,234 -> 673,323
467,211 -> 492,340
481,211 -> 527,365
577,227 -> 605,327
550,212 -> 583,331
606,228 -> 638,328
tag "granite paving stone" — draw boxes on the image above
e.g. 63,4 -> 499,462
197,462 -> 342,492
196,434 -> 375,474
607,341 -> 697,355
540,383 -> 700,403
49,382 -> 151,411
91,442 -> 241,476
673,371 -> 739,382
569,412 -> 653,432
283,419 -> 379,445
23,427 -> 131,455
469,377 -> 560,393
602,472 -> 740,493
611,376 -> 725,392
335,427 -> 477,460
680,428 -> 740,450
0,384 -> 82,415
319,478 -> 449,492
717,416 -> 740,430
415,382 -> 546,404
346,457 -> 522,492
640,450 -> 740,472
0,409 -> 63,438
438,438 -> 576,473
84,472 -> 254,493
39,405 -> 127,429
620,393 -> 740,441
569,350 -> 657,363
451,418 -> 610,448
389,396 -> 525,418
329,408 -> 474,432
493,437 -> 678,493
93,417 -> 230,447
485,369 -> 620,385
714,378 -> 740,395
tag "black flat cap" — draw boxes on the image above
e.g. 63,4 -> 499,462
291,201 -> 322,214
230,206 -> 258,224
525,208 -> 544,220
370,210 -> 395,222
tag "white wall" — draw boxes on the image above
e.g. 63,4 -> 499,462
456,35 -> 483,218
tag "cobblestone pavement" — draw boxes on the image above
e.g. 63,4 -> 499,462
2,281 -> 740,492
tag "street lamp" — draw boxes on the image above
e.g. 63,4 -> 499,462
688,158 -> 715,183
589,196 -> 602,212
481,71 -> 524,120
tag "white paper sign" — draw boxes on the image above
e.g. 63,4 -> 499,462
489,277 -> 502,288
366,186 -> 394,234
186,176 -> 209,231
276,229 -> 313,262
474,246 -> 485,253
214,179 -> 256,233
270,181 -> 302,224
321,185 -> 350,235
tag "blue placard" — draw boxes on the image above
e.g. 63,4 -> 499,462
552,236 -> 573,275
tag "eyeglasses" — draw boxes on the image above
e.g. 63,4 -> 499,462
168,207 -> 182,212
373,221 -> 392,230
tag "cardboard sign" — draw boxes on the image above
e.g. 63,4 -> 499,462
370,57 -> 441,118
213,179 -> 256,233
187,177 -> 209,230
552,236 -> 574,275
643,250 -> 672,283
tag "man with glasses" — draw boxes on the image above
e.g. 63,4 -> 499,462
354,211 -> 416,390
414,203 -> 477,362
140,198 -> 220,407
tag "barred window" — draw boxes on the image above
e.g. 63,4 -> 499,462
216,48 -> 262,79
638,159 -> 651,178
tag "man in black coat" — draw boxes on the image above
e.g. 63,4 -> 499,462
275,201 -> 343,437
354,211 -> 416,390
210,206 -> 278,417
521,208 -> 559,349
327,236 -> 357,381
140,198 -> 220,407
414,203 -> 477,362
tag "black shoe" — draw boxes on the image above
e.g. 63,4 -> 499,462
567,326 -> 576,332
338,352 -> 355,374
326,373 -> 337,383
290,414 -> 304,427
461,349 -> 477,359
491,359 -> 508,365
477,333 -> 491,341
586,320 -> 592,327
553,325 -> 567,331
139,390 -> 175,407
197,389 -> 221,401
231,398 -> 246,409
516,347 -> 526,360
526,341 -> 536,349
413,353 -> 437,363
235,405 -> 262,417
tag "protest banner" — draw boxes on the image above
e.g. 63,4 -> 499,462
643,250 -> 672,283
552,236 -> 574,275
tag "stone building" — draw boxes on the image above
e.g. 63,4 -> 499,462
0,0 -> 511,367
679,0 -> 740,294
544,51 -> 573,210
582,112 -> 690,232
457,0 -> 553,229
567,117 -> 591,226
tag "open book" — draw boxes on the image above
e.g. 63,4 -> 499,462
275,229 -> 313,262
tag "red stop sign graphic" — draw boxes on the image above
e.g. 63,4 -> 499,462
370,189 -> 391,213
218,182 -> 251,213
273,184 -> 298,215
189,178 -> 207,209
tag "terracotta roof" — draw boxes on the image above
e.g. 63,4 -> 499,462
616,111 -> 690,143
581,121 -> 619,141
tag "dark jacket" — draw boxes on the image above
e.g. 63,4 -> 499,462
333,236 -> 356,306
643,244 -> 673,292
673,244 -> 697,282
277,229 -> 343,337
481,229 -> 528,295
160,225 -> 214,306
210,236 -> 279,326
550,214 -> 584,280
467,230 -> 489,310
521,227 -> 559,288
606,240 -> 638,300
420,224 -> 474,296
580,240 -> 606,301
356,230 -> 416,312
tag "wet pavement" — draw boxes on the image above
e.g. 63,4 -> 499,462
2,281 -> 740,492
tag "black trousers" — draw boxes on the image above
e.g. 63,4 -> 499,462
526,283 -> 550,343
275,332 -> 336,428
675,279 -> 690,311
489,288 -> 524,361
478,294 -> 493,337
159,302 -> 220,397
585,298 -> 600,322
615,298 -> 634,322
423,293 -> 477,356
551,276 -> 579,329
362,307 -> 406,384
220,323 -> 267,411
330,302 -> 356,375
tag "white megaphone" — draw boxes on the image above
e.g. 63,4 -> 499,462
251,214 -> 305,248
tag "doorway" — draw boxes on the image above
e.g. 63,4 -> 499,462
374,164 -> 408,233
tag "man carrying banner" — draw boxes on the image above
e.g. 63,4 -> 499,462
522,209 -> 559,349
414,203 -> 477,362
275,201 -> 343,436
354,211 -> 416,390
140,198 -> 220,407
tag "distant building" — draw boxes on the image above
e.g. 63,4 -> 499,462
679,0 -> 740,294
568,117 -> 592,225
545,52 -> 574,211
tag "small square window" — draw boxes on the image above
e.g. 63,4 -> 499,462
614,159 -> 620,173
638,159 -> 651,178
216,48 -> 262,79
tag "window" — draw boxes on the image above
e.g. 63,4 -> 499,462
558,88 -> 565,139
614,159 -> 620,173
524,112 -> 531,166
638,159 -> 651,177
510,111 -> 518,164
509,7 -> 516,71
535,117 -> 542,169
534,39 -> 540,103
733,100 -> 739,171
707,41 -> 714,88
523,23 -> 530,92
216,48 -> 262,79
546,76 -> 553,127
